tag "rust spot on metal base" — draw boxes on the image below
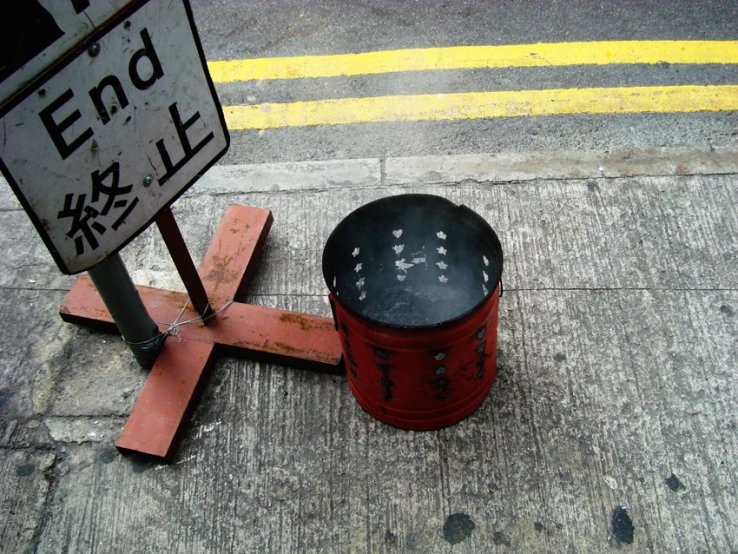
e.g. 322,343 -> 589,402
279,311 -> 313,331
205,252 -> 241,286
199,206 -> 273,299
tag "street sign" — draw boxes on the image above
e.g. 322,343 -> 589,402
0,0 -> 229,274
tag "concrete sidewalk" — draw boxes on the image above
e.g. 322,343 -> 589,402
0,147 -> 736,553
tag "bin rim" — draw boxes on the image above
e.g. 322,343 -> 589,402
322,194 -> 504,330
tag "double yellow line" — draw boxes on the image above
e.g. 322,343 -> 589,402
207,41 -> 738,130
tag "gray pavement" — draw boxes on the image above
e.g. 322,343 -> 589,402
1,147 -> 737,553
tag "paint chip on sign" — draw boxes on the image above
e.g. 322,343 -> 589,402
352,247 -> 360,257
437,231 -> 447,239
393,244 -> 404,255
392,229 -> 403,238
437,246 -> 447,255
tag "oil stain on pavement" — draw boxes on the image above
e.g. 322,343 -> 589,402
443,513 -> 475,544
665,473 -> 686,493
611,506 -> 635,544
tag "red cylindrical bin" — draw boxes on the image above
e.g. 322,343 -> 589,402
322,194 -> 503,430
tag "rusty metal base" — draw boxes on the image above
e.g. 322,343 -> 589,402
59,205 -> 343,461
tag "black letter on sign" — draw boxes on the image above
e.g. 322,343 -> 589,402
89,75 -> 129,124
128,28 -> 164,90
90,162 -> 139,230
156,103 -> 214,185
38,89 -> 94,160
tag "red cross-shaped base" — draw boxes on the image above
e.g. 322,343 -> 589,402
59,205 -> 343,460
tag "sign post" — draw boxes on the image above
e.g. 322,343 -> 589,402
0,0 -> 230,275
87,253 -> 162,368
1,0 -> 343,461
1,0 -> 231,367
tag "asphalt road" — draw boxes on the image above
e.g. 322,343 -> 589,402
188,0 -> 738,165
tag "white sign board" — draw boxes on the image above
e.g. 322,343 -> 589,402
0,0 -> 229,274
1,1 -> 130,106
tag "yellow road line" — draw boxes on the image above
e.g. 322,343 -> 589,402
209,41 -> 738,82
223,85 -> 738,130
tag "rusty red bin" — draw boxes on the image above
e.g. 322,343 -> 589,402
323,194 -> 503,430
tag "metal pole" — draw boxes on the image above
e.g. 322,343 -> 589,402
156,207 -> 214,321
88,253 -> 162,369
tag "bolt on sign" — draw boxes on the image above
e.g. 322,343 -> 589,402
0,0 -> 229,274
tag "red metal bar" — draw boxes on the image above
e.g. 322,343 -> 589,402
116,337 -> 218,459
60,276 -> 343,372
59,205 -> 342,461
